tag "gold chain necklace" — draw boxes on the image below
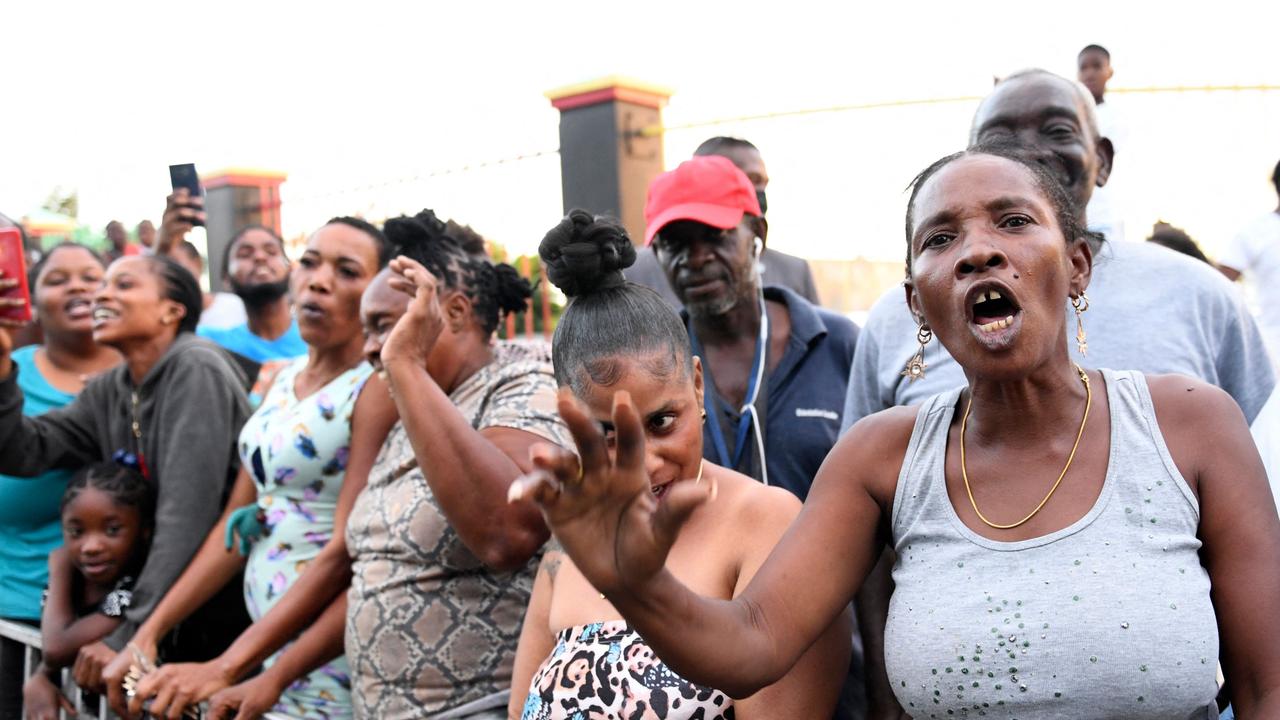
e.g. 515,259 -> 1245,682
961,364 -> 1091,530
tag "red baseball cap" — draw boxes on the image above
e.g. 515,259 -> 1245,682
643,155 -> 761,246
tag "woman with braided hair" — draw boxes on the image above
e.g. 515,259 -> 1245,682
340,209 -> 573,720
506,210 -> 849,720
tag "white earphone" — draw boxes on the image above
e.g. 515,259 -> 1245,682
752,237 -> 763,258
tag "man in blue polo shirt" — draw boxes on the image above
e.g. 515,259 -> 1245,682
644,155 -> 858,501
198,224 -> 306,363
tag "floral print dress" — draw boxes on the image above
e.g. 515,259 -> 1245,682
241,357 -> 372,718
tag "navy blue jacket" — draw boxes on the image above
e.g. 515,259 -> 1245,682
685,286 -> 858,500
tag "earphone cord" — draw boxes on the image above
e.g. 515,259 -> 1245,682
743,285 -> 769,487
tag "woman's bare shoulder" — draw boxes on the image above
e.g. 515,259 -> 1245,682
1145,372 -> 1243,425
816,404 -> 922,504
710,467 -> 803,525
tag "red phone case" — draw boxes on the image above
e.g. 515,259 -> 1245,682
0,228 -> 33,323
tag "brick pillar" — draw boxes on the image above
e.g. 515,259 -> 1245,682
545,76 -> 672,244
202,169 -> 287,291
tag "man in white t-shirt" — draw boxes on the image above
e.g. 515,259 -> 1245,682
1078,44 -> 1126,243
1220,159 -> 1280,368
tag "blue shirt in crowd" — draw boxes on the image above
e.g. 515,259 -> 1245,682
685,286 -> 859,501
199,319 -> 308,364
0,346 -> 75,620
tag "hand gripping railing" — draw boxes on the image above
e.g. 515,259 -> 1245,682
0,617 -> 106,719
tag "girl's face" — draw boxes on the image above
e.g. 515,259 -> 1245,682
293,223 -> 381,351
62,487 -> 143,586
34,246 -> 105,336
577,351 -> 706,499
91,257 -> 185,347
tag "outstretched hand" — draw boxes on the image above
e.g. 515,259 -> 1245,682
380,255 -> 446,369
508,389 -> 715,597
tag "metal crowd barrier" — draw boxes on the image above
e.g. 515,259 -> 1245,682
0,620 -> 292,720
0,617 -> 105,719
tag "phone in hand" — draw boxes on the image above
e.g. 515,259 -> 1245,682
168,163 -> 205,227
0,227 -> 33,323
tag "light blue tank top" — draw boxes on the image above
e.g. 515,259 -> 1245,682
885,369 -> 1219,719
0,346 -> 75,620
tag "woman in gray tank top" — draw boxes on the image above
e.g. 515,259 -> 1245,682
510,146 -> 1280,719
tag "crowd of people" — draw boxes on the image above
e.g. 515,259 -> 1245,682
1,47 -> 1279,720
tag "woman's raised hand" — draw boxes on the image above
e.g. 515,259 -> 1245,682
155,189 -> 205,255
509,389 -> 714,597
381,256 -> 446,368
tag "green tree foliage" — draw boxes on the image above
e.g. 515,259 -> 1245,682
41,187 -> 78,219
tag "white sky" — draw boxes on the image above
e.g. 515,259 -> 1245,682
6,0 -> 1279,278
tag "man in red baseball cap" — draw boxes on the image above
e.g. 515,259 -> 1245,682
627,138 -> 820,308
643,155 -> 858,503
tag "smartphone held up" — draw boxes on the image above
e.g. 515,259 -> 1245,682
0,227 -> 33,324
168,163 -> 205,227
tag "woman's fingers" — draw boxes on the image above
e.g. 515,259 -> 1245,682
145,681 -> 175,718
128,672 -> 161,715
611,391 -> 646,473
530,442 -> 580,482
0,276 -> 17,289
507,468 -> 562,505
390,265 -> 439,301
166,691 -> 193,720
556,389 -> 610,477
386,263 -> 438,302
0,297 -> 26,307
70,654 -> 85,687
652,478 -> 716,550
385,275 -> 416,295
389,255 -> 429,276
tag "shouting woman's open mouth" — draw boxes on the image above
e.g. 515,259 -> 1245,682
966,281 -> 1023,348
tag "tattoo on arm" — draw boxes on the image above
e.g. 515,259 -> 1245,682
540,538 -> 563,582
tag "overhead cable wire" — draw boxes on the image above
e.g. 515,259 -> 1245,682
277,84 -> 1277,205
281,147 -> 560,206
630,83 -> 1280,138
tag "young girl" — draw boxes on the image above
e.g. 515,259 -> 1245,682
22,458 -> 153,720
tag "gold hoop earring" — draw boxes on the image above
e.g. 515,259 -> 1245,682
902,322 -> 932,382
1071,293 -> 1090,356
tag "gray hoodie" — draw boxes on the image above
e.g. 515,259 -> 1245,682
0,332 -> 249,647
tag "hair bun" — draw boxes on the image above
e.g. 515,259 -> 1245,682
383,209 -> 455,257
539,209 -> 636,298
491,263 -> 533,315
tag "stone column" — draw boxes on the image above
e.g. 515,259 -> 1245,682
202,169 -> 287,291
545,76 -> 672,244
